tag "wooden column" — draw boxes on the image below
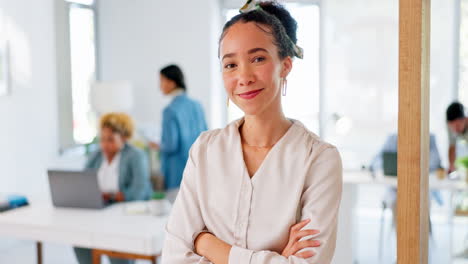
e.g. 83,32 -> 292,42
397,0 -> 430,263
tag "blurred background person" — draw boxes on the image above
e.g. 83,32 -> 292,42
74,112 -> 153,264
150,64 -> 207,203
369,133 -> 443,236
446,102 -> 468,173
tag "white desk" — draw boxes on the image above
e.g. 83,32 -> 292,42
0,203 -> 168,264
343,170 -> 468,191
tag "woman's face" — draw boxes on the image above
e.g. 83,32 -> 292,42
220,22 -> 292,116
100,127 -> 124,158
160,74 -> 176,95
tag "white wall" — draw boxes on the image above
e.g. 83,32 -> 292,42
54,0 -> 74,150
430,0 -> 459,164
97,0 -> 225,132
0,0 -> 59,199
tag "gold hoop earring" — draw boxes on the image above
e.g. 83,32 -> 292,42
282,78 -> 288,96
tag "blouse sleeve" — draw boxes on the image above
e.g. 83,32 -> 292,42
228,146 -> 343,264
161,136 -> 213,264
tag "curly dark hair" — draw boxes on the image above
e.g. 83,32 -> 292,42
219,1 -> 298,59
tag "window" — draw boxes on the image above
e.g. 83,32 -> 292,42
224,4 -> 321,133
68,0 -> 98,144
459,0 -> 468,106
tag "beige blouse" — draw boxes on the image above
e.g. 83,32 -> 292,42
161,119 -> 343,264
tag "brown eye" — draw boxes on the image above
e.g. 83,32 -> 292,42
253,57 -> 266,63
224,63 -> 237,69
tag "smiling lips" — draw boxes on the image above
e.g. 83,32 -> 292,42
238,88 -> 264,99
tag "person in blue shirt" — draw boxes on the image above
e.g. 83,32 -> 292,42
370,133 -> 443,204
370,133 -> 442,174
369,133 -> 443,227
151,64 -> 207,202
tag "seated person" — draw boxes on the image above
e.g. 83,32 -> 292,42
370,133 -> 444,208
370,133 -> 442,172
74,112 -> 153,264
446,102 -> 468,173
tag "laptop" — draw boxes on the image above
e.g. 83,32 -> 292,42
382,152 -> 398,177
48,170 -> 108,209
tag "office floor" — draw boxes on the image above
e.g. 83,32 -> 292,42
0,185 -> 467,264
353,185 -> 468,264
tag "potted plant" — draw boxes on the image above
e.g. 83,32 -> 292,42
455,156 -> 468,183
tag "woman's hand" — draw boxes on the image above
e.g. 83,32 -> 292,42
102,192 -> 112,202
149,141 -> 160,151
114,192 -> 125,202
102,192 -> 125,203
194,231 -> 231,264
194,232 -> 212,256
281,219 -> 321,259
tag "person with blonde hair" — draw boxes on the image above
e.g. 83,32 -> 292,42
74,112 -> 153,264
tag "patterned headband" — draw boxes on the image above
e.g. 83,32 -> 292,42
239,0 -> 304,59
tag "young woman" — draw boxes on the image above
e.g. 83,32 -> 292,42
161,2 -> 342,263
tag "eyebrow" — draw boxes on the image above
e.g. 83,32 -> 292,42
221,48 -> 268,61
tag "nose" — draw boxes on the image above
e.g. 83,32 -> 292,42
238,63 -> 255,87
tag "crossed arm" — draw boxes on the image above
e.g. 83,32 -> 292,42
193,219 -> 321,264
161,144 -> 342,264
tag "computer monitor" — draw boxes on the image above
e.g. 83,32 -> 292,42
382,152 -> 398,177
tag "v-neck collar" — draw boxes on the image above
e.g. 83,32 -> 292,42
234,118 -> 297,181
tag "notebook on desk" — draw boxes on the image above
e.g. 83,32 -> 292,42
48,170 -> 110,209
383,152 -> 398,177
